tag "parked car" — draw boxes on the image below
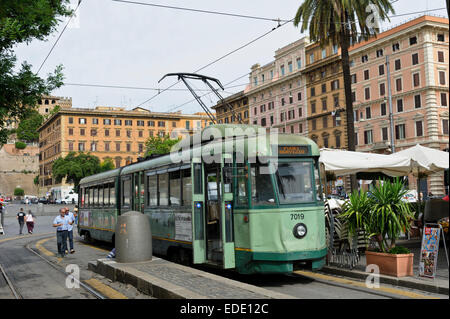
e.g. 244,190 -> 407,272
38,197 -> 48,204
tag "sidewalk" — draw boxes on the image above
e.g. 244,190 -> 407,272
322,239 -> 449,295
90,258 -> 296,299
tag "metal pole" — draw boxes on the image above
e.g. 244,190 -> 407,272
386,55 -> 395,153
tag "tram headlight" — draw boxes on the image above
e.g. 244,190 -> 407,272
293,223 -> 307,239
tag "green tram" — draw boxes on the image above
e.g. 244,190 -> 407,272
78,124 -> 327,274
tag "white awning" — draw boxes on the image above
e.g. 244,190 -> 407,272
390,144 -> 449,175
319,148 -> 412,176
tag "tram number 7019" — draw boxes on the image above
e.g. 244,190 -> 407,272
290,213 -> 304,220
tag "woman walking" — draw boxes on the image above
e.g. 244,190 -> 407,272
25,210 -> 35,234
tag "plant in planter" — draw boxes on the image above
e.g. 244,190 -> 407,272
340,178 -> 415,277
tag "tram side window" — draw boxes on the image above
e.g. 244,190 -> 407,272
159,173 -> 169,206
147,175 -> 157,206
251,165 -> 276,206
122,179 -> 131,207
169,171 -> 181,206
84,188 -> 89,208
99,185 -> 104,206
81,188 -> 85,208
93,187 -> 98,207
89,187 -> 94,207
236,167 -> 248,207
103,183 -> 109,206
182,169 -> 192,207
109,183 -> 116,207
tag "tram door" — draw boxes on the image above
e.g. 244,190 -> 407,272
191,156 -> 235,268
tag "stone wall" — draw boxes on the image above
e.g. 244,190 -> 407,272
0,145 -> 39,196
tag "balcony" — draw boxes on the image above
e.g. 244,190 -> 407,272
371,141 -> 390,151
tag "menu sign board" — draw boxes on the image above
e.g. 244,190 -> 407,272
277,145 -> 310,156
419,226 -> 441,278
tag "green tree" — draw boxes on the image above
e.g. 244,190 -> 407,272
145,135 -> 181,157
14,141 -> 27,149
100,157 -> 115,172
14,187 -> 24,196
52,152 -> 115,191
0,0 -> 72,145
34,175 -> 40,186
294,0 -> 394,189
16,109 -> 44,142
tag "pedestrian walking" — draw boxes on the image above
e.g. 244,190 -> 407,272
65,207 -> 75,254
17,208 -> 25,235
25,210 -> 35,234
73,205 -> 79,225
53,208 -> 72,258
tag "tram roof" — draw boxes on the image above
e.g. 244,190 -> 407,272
79,167 -> 121,186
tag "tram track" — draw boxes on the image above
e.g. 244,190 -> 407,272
0,263 -> 23,299
25,239 -> 108,299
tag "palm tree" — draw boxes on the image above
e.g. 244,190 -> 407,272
294,0 -> 395,190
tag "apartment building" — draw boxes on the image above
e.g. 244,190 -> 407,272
38,106 -> 209,194
304,42 -> 347,149
211,91 -> 249,124
349,15 -> 449,195
246,37 -> 309,135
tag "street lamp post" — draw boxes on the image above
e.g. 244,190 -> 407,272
385,55 -> 395,154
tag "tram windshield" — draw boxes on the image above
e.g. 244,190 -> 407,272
275,162 -> 314,204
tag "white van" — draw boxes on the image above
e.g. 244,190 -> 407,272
63,193 -> 78,204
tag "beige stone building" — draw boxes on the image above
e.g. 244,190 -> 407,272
211,91 -> 249,124
37,106 -> 209,195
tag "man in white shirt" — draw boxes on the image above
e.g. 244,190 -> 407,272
64,207 -> 75,254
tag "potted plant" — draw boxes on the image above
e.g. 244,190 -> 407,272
340,178 -> 415,277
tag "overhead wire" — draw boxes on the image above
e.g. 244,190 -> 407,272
37,0 -> 83,74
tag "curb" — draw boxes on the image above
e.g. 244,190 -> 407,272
90,258 -> 296,299
321,266 -> 449,295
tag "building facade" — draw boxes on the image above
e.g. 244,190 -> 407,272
38,106 -> 209,195
212,91 -> 249,124
304,42 -> 347,149
349,15 -> 449,195
37,95 -> 72,116
246,37 -> 309,135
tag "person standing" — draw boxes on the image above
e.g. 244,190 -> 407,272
53,208 -> 72,258
25,210 -> 35,234
17,208 -> 25,235
65,207 -> 75,254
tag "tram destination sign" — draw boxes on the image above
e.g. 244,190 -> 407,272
277,145 -> 311,156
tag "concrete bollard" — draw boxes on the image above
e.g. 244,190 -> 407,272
115,211 -> 152,263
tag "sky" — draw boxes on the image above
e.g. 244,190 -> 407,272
13,0 -> 448,114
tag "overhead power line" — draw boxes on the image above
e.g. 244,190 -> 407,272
64,82 -> 247,91
112,0 -> 290,23
135,18 -> 293,109
37,0 -> 83,74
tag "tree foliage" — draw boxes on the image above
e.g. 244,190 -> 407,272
0,0 -> 72,145
14,141 -> 27,149
16,109 -> 44,142
14,187 -> 24,196
52,152 -> 115,190
145,135 -> 181,157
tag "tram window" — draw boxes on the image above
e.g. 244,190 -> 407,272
147,175 -> 157,206
122,179 -> 131,207
182,169 -> 192,207
99,185 -> 104,206
109,183 -> 116,207
159,173 -> 169,206
251,165 -> 275,206
81,188 -> 85,207
93,187 -> 98,206
84,188 -> 89,208
103,184 -> 109,206
89,187 -> 94,206
236,167 -> 248,207
169,171 -> 181,206
275,162 -> 314,204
